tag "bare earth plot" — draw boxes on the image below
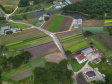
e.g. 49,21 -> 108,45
82,20 -> 104,27
2,28 -> 46,45
45,51 -> 64,63
10,69 -> 32,81
70,0 -> 83,3
26,42 -> 58,60
56,30 -> 82,38
59,17 -> 73,32
96,34 -> 112,50
44,16 -> 57,30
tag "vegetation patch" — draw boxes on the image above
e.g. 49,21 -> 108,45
49,15 -> 65,32
83,27 -> 104,33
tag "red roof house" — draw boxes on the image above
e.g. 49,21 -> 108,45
75,54 -> 87,64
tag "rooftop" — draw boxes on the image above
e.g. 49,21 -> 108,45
76,54 -> 86,61
82,47 -> 94,56
86,71 -> 96,77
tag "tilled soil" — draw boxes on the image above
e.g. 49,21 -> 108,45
59,17 -> 73,32
10,69 -> 32,81
26,42 -> 58,60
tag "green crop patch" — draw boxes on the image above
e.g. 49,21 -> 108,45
83,27 -> 104,33
49,16 -> 65,32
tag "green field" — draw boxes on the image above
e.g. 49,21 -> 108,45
83,27 -> 104,33
91,36 -> 109,53
69,58 -> 87,72
10,23 -> 30,29
105,19 -> 112,23
2,57 -> 46,80
61,33 -> 88,55
49,16 -> 65,32
105,19 -> 112,26
6,36 -> 52,50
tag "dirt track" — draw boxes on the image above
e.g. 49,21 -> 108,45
44,16 -> 56,30
82,20 -> 104,27
10,69 -> 32,81
26,42 -> 58,60
59,17 -> 73,32
56,30 -> 82,38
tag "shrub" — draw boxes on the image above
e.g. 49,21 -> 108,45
6,31 -> 13,35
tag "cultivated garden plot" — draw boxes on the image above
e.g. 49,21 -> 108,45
44,15 -> 73,32
60,33 -> 88,55
96,34 -> 112,50
2,28 -> 47,45
56,30 -> 82,38
26,42 -> 58,60
83,27 -> 104,33
82,20 -> 104,27
105,19 -> 112,26
10,69 -> 32,81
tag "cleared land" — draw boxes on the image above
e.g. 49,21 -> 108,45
56,30 -> 82,38
59,17 -> 73,32
2,28 -> 46,45
96,34 -> 112,50
82,20 -> 104,27
60,33 -> 88,55
45,51 -> 64,63
26,42 -> 58,60
44,16 -> 57,30
83,27 -> 104,33
70,0 -> 83,3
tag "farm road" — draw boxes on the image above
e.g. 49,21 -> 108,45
0,7 -> 77,84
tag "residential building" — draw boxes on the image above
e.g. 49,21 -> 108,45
0,26 -> 10,35
78,19 -> 82,24
75,54 -> 87,64
81,47 -> 94,56
93,58 -> 101,64
83,70 -> 96,82
65,0 -> 72,5
74,24 -> 79,28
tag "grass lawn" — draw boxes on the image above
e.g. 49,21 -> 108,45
6,36 -> 52,50
69,58 -> 87,72
49,15 -> 65,32
2,57 -> 46,80
83,27 -> 104,33
105,24 -> 112,26
10,23 -> 30,29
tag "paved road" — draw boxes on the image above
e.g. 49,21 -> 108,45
0,8 -> 77,84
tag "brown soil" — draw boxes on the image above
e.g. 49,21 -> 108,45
10,69 -> 32,81
44,16 -> 57,30
82,20 -> 104,27
26,42 -> 58,60
59,17 -> 73,32
56,30 -> 82,38
45,51 -> 64,63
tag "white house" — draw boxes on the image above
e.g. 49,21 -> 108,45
74,24 -> 79,28
78,19 -> 82,24
75,54 -> 87,64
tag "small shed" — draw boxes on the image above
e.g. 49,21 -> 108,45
82,47 -> 94,56
43,14 -> 49,17
78,19 -> 82,24
74,24 -> 79,28
55,5 -> 62,9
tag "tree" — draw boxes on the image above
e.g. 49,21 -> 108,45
65,50 -> 72,56
23,14 -> 27,20
44,17 -> 49,21
6,31 -> 13,35
0,56 -> 5,65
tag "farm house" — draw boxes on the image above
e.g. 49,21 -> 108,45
78,19 -> 82,24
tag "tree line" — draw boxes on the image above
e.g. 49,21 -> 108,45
63,0 -> 112,19
19,0 -> 55,7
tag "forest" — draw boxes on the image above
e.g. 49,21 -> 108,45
63,0 -> 112,19
19,0 -> 55,7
